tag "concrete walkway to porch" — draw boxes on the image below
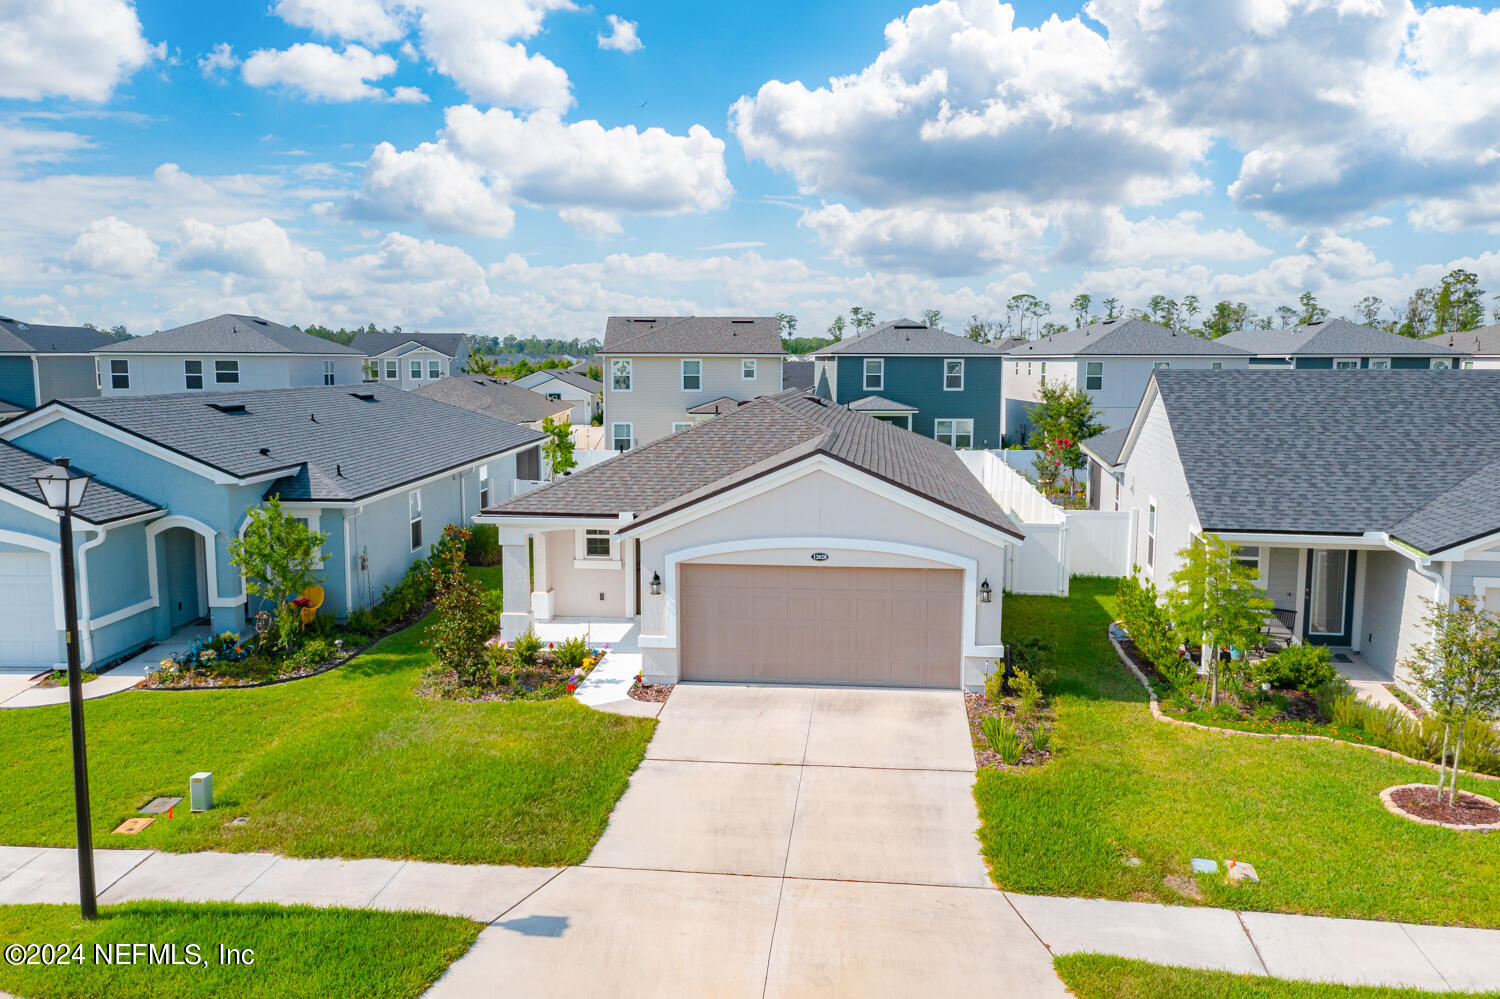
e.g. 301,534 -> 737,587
1339,652 -> 1416,716
533,617 -> 661,718
0,625 -> 209,710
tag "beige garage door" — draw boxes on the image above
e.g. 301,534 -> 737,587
679,563 -> 962,688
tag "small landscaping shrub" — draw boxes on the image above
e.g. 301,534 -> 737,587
1319,685 -> 1500,775
1013,669 -> 1042,720
1254,644 -> 1337,692
512,629 -> 543,668
376,560 -> 434,629
1007,636 -> 1056,690
347,607 -> 376,635
465,524 -> 501,566
1115,571 -> 1190,687
982,713 -> 1024,764
1031,724 -> 1052,753
554,635 -> 590,671
425,526 -> 498,686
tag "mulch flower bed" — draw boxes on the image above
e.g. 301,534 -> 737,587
1387,785 -> 1500,827
629,678 -> 672,703
1118,636 -> 1323,724
420,640 -> 604,702
965,692 -> 1054,770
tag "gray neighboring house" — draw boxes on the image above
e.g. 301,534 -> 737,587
600,316 -> 784,448
512,368 -> 603,426
1090,369 -> 1500,686
0,384 -> 542,669
93,314 -> 365,396
476,389 -> 1022,690
1002,318 -> 1251,441
1216,319 -> 1467,371
1428,324 -> 1500,370
782,359 -> 815,391
415,376 -> 568,482
0,317 -> 113,418
352,331 -> 473,390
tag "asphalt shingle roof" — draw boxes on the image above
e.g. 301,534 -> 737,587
49,385 -> 543,503
1080,427 -> 1130,467
519,369 -> 603,393
98,314 -> 361,355
847,395 -> 918,412
351,331 -> 468,358
0,317 -> 116,354
814,320 -> 1007,356
0,440 -> 161,525
1004,318 -> 1249,357
413,377 -> 572,426
1216,319 -> 1464,357
684,396 -> 745,416
782,359 -> 815,391
1149,370 -> 1500,554
1428,324 -> 1500,357
488,389 -> 1021,539
602,316 -> 781,355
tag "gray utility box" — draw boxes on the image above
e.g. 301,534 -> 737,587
189,772 -> 213,812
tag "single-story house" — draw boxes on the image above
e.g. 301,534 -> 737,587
476,389 -> 1023,690
414,376 -> 569,481
92,314 -> 365,396
1088,369 -> 1500,684
1,316 -> 114,416
352,331 -> 473,389
0,385 -> 542,670
1216,319 -> 1467,371
1428,324 -> 1500,370
512,368 -> 603,425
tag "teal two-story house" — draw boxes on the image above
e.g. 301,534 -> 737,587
811,320 -> 1007,449
0,385 -> 541,671
1215,319 -> 1469,370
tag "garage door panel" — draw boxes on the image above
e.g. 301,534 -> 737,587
0,552 -> 58,669
679,563 -> 962,688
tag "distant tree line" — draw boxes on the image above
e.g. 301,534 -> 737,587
472,335 -> 600,357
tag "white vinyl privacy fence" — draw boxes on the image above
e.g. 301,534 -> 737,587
958,450 -> 1135,596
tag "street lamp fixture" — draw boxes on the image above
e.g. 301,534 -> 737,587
30,458 -> 97,920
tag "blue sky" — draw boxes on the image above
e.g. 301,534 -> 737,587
2,0 -> 1499,340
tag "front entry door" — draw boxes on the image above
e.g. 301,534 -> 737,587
1303,549 -> 1356,646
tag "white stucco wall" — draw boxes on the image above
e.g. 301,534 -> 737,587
1114,393 -> 1201,588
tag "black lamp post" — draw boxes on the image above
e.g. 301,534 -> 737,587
31,457 -> 97,920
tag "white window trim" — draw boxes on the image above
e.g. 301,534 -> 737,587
428,359 -> 442,379
1367,357 -> 1391,369
1146,498 -> 1158,569
478,464 -> 491,508
409,488 -> 423,553
109,358 -> 130,390
184,359 -> 204,390
611,358 -> 633,392
671,421 -> 693,433
214,359 -> 239,384
323,360 -> 336,385
575,527 -> 623,569
934,418 -> 974,449
410,359 -> 423,380
943,358 -> 964,391
741,358 -> 757,381
1152,361 -> 1171,370
384,360 -> 398,380
681,358 -> 702,392
1333,357 -> 1360,370
611,421 -> 633,451
863,357 -> 884,392
1085,360 -> 1103,390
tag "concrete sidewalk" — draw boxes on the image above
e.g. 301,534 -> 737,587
0,626 -> 206,710
2,845 -> 1498,993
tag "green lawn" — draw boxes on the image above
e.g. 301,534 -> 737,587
1054,955 -> 1500,999
980,577 -> 1500,927
0,610 -> 654,866
0,902 -> 478,999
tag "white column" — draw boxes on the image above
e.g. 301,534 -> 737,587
499,529 -> 532,640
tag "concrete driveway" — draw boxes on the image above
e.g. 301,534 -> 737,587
428,684 -> 1068,998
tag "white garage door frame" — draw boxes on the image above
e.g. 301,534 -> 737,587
649,536 -> 1002,662
0,528 -> 65,632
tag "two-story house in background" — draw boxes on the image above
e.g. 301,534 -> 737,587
351,330 -> 473,390
811,320 -> 1008,449
0,316 -> 111,420
600,316 -> 783,449
512,368 -> 603,425
1002,318 -> 1251,440
92,314 -> 365,396
1217,319 -> 1468,371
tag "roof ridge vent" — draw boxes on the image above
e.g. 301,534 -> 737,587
730,319 -> 753,323
252,318 -> 269,325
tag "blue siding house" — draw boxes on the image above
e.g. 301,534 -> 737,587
812,320 -> 1007,449
0,385 -> 542,670
1216,319 -> 1469,370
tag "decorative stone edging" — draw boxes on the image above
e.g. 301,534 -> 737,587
1379,783 -> 1500,832
1107,632 -> 1500,784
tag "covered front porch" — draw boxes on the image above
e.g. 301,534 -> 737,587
491,518 -> 643,642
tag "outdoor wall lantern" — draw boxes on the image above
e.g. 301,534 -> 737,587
650,571 -> 662,596
30,457 -> 98,920
979,578 -> 992,603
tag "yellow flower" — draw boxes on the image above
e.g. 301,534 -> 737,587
583,658 -> 594,668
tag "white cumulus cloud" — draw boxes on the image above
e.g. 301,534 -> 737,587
345,140 -> 517,236
241,43 -> 401,102
64,217 -> 160,277
198,42 -> 239,80
412,0 -> 577,114
597,14 -> 642,52
272,0 -> 407,44
172,217 -> 325,278
0,0 -> 161,101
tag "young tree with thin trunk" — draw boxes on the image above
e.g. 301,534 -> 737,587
540,415 -> 577,479
1166,535 -> 1272,706
1402,597 -> 1500,804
